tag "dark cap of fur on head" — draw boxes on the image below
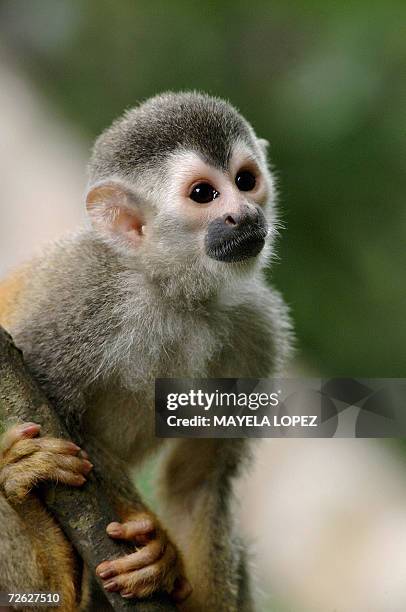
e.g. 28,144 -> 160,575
88,92 -> 256,183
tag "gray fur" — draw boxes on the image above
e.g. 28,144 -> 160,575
4,92 -> 293,611
89,92 -> 256,182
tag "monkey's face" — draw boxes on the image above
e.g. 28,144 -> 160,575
86,140 -> 275,289
137,141 -> 275,283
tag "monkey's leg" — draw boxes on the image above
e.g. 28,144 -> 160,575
0,493 -> 46,593
159,439 -> 255,612
0,493 -> 80,612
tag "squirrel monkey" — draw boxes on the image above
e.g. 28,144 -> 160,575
0,92 -> 292,611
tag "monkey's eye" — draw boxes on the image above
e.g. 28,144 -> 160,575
235,170 -> 256,192
189,183 -> 219,204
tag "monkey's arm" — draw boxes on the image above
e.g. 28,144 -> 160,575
0,266 -> 191,605
83,439 -> 191,603
0,326 -> 180,611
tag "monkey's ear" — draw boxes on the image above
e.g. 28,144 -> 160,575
258,138 -> 270,155
86,181 -> 144,247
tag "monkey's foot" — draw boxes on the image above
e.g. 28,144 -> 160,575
97,512 -> 192,602
0,422 -> 93,501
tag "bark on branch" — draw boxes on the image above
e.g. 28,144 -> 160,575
0,326 -> 176,612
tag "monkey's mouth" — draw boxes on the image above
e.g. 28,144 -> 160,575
205,228 -> 267,263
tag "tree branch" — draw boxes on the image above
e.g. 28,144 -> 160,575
0,326 -> 176,612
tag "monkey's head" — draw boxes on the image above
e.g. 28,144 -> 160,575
87,92 -> 277,299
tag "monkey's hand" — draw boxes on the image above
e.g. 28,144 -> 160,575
0,422 -> 93,501
96,511 -> 192,603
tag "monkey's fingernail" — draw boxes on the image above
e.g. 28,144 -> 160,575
67,442 -> 81,452
107,523 -> 122,536
21,424 -> 40,433
99,568 -> 115,580
82,460 -> 93,473
107,529 -> 122,537
104,580 -> 118,592
81,450 -> 89,459
121,592 -> 134,599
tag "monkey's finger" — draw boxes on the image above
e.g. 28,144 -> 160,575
2,437 -> 82,466
130,533 -> 150,545
171,576 -> 193,603
0,422 -> 41,454
2,463 -> 86,500
97,539 -> 164,579
1,451 -> 92,486
104,544 -> 177,597
32,437 -> 82,456
106,515 -> 157,542
46,452 -> 93,476
53,467 -> 88,487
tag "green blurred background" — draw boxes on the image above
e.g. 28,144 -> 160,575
0,3 -> 406,611
0,0 -> 405,376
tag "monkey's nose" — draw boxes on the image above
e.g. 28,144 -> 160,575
224,214 -> 238,226
221,209 -> 264,231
